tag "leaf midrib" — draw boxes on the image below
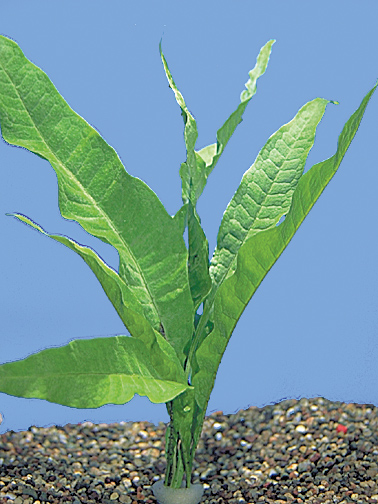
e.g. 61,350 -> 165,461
7,371 -> 181,381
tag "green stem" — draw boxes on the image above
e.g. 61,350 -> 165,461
164,401 -> 186,488
164,394 -> 198,489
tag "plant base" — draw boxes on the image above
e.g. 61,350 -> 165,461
151,480 -> 204,504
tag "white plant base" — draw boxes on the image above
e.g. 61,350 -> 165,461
151,479 -> 204,504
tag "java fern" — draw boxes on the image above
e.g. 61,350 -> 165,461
0,35 -> 376,488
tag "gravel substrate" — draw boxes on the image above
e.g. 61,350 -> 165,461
0,396 -> 377,504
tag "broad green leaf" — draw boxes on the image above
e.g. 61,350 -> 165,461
196,39 -> 275,180
0,35 -> 194,364
189,80 -> 378,456
210,97 -> 331,288
160,41 -> 211,309
0,335 -> 193,408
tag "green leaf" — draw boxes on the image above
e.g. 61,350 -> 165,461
159,40 -> 203,207
186,96 -> 331,379
160,41 -> 211,309
210,97 -> 331,288
196,39 -> 275,180
0,335 -> 192,408
161,39 -> 274,310
189,80 -> 378,455
0,35 -> 194,364
5,213 -> 166,351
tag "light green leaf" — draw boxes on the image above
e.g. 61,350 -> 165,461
189,80 -> 378,455
186,97 -> 331,378
161,39 -> 275,312
159,40 -> 203,207
196,39 -> 275,180
0,335 -> 193,408
5,213 -> 165,351
160,41 -> 211,309
210,97 -> 331,288
0,35 -> 194,364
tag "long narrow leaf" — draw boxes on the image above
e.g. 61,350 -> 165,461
0,335 -> 192,408
167,40 -> 275,310
160,41 -> 211,309
196,39 -> 275,179
189,80 -> 378,456
159,40 -> 203,207
0,35 -> 194,364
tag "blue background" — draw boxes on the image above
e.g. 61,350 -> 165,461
1,1 -> 378,434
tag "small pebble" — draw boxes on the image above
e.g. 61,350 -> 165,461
0,397 -> 377,503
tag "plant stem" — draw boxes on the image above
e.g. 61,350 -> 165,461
164,401 -> 186,488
